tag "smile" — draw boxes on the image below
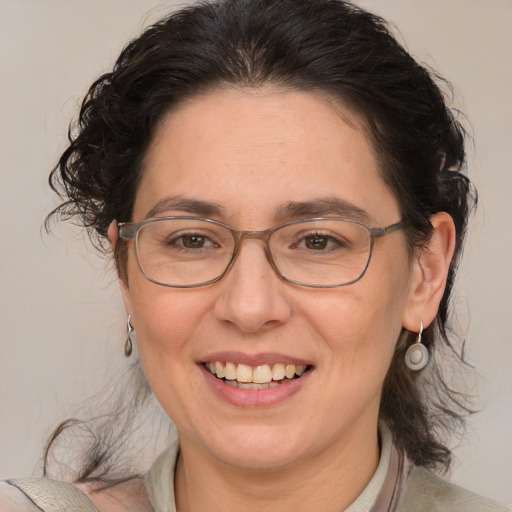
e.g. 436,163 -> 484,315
204,361 -> 310,389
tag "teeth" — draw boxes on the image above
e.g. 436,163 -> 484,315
236,363 -> 253,383
224,379 -> 291,389
253,364 -> 273,384
272,363 -> 285,380
224,362 -> 237,381
296,365 -> 306,376
285,364 -> 296,379
214,361 -> 225,379
205,361 -> 309,384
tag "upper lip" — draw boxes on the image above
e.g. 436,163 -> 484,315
199,351 -> 313,367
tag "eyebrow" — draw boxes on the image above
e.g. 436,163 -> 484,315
144,195 -> 372,224
274,197 -> 373,223
144,196 -> 224,219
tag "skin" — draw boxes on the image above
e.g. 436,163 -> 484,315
107,87 -> 455,512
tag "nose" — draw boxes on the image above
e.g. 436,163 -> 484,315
213,240 -> 292,333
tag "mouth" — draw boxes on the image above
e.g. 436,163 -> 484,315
204,361 -> 312,389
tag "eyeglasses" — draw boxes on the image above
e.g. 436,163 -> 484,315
118,216 -> 406,288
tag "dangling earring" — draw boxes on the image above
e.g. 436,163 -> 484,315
125,315 -> 134,357
405,322 -> 429,371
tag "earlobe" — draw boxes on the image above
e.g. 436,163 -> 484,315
402,212 -> 456,331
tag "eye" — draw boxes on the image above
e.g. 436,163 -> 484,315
304,235 -> 330,250
295,232 -> 347,251
168,232 -> 218,249
181,234 -> 208,248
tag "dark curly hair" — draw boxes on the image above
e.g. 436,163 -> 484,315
46,0 -> 476,484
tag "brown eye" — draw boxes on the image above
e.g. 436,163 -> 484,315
305,235 -> 328,250
164,228 -> 221,251
181,234 -> 206,248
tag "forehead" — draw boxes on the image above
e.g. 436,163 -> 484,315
134,87 -> 400,226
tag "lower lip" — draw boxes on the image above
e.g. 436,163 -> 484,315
200,365 -> 312,407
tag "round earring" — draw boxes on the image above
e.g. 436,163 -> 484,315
405,322 -> 429,371
125,315 -> 134,357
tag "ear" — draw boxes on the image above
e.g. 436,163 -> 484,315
107,220 -> 119,249
108,220 -> 133,316
402,212 -> 456,331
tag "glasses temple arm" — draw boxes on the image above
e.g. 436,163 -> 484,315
118,223 -> 137,240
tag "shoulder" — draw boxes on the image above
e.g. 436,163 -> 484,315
0,478 -> 99,511
77,478 -> 151,512
0,477 -> 150,512
397,465 -> 512,512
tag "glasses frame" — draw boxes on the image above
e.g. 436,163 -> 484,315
118,216 -> 407,288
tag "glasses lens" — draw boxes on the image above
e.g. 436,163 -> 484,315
135,218 -> 234,286
270,219 -> 371,286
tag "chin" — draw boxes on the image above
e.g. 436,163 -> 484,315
217,446 -> 302,471
203,425 -> 311,470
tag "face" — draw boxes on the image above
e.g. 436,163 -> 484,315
120,88 -> 415,470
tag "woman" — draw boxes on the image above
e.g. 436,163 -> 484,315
1,0 -> 510,510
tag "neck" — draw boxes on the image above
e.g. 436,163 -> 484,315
174,421 -> 380,512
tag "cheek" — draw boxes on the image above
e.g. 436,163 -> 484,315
124,251 -> 204,337
308,258 -> 411,372
125,268 -> 212,376
132,291 -> 206,347
315,293 -> 400,360
126,285 -> 211,416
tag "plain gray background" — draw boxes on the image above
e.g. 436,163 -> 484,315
1,0 -> 511,503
